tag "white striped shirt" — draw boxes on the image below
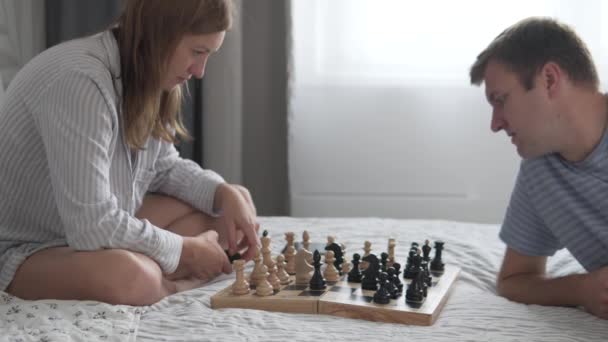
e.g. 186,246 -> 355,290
500,129 -> 608,271
0,31 -> 225,290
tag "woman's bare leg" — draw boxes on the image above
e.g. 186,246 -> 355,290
7,247 -> 176,306
136,193 -> 236,248
7,194 -> 227,304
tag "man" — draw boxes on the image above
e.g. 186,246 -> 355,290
470,17 -> 608,319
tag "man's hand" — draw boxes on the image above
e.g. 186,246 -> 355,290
213,183 -> 259,261
580,266 -> 608,319
168,230 -> 232,281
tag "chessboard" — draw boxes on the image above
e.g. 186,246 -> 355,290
210,264 -> 460,326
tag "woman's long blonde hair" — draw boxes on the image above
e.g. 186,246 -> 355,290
114,0 -> 233,149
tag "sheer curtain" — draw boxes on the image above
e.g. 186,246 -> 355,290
293,0 -> 608,86
289,0 -> 608,223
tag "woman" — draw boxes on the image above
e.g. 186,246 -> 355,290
0,0 -> 258,305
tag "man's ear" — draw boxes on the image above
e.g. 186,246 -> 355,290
541,62 -> 562,97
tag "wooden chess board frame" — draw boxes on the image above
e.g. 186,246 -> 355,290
210,265 -> 460,326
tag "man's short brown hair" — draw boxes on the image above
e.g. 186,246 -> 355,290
470,17 -> 598,90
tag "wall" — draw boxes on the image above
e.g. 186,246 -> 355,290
289,82 -> 520,224
203,0 -> 290,216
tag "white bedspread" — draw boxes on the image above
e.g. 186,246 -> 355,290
2,217 -> 607,341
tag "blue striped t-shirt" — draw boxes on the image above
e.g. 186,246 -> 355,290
500,129 -> 608,271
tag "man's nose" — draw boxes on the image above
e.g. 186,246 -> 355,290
490,109 -> 505,133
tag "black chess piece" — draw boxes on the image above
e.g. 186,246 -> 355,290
421,260 -> 432,288
411,242 -> 419,249
380,252 -> 389,272
325,242 -> 344,273
361,254 -> 380,291
309,250 -> 327,290
422,240 -> 432,262
224,250 -> 242,263
430,241 -> 445,276
392,262 -> 404,292
405,270 -> 425,305
347,253 -> 363,283
372,272 -> 391,304
417,266 -> 428,298
386,267 -> 400,299
403,248 -> 416,279
404,248 -> 422,279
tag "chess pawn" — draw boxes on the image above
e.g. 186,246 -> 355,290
255,265 -> 274,296
231,259 -> 250,295
276,254 -> 292,285
323,250 -> 340,282
386,267 -> 400,299
302,230 -> 310,251
347,253 -> 362,283
380,252 -> 389,272
267,262 -> 281,292
341,259 -> 350,275
327,235 -> 335,246
249,247 -> 265,286
391,262 -> 404,292
309,250 -> 327,290
284,232 -> 297,275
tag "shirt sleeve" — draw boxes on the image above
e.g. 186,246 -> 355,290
31,70 -> 182,273
499,162 -> 562,256
147,141 -> 225,216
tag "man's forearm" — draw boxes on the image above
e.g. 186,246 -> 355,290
497,272 -> 587,307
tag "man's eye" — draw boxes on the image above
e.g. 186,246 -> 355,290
495,95 -> 507,107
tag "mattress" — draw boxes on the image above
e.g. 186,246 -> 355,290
2,217 -> 606,341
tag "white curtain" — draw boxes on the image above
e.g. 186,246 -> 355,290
289,0 -> 608,223
0,0 -> 45,86
293,0 -> 608,86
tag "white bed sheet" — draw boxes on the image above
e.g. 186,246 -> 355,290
138,217 -> 607,342
1,217 -> 606,341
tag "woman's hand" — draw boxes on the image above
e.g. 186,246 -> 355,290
168,230 -> 232,281
213,183 -> 259,261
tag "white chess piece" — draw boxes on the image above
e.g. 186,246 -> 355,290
255,265 -> 274,297
267,262 -> 281,291
284,232 -> 297,275
249,248 -> 265,287
360,240 -> 372,270
388,238 -> 396,267
323,250 -> 340,282
302,230 -> 310,251
261,233 -> 273,269
231,259 -> 250,295
341,259 -> 350,274
276,254 -> 292,285
295,248 -> 313,285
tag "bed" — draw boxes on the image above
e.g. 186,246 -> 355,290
1,217 -> 606,341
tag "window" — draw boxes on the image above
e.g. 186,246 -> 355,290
293,0 -> 608,86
